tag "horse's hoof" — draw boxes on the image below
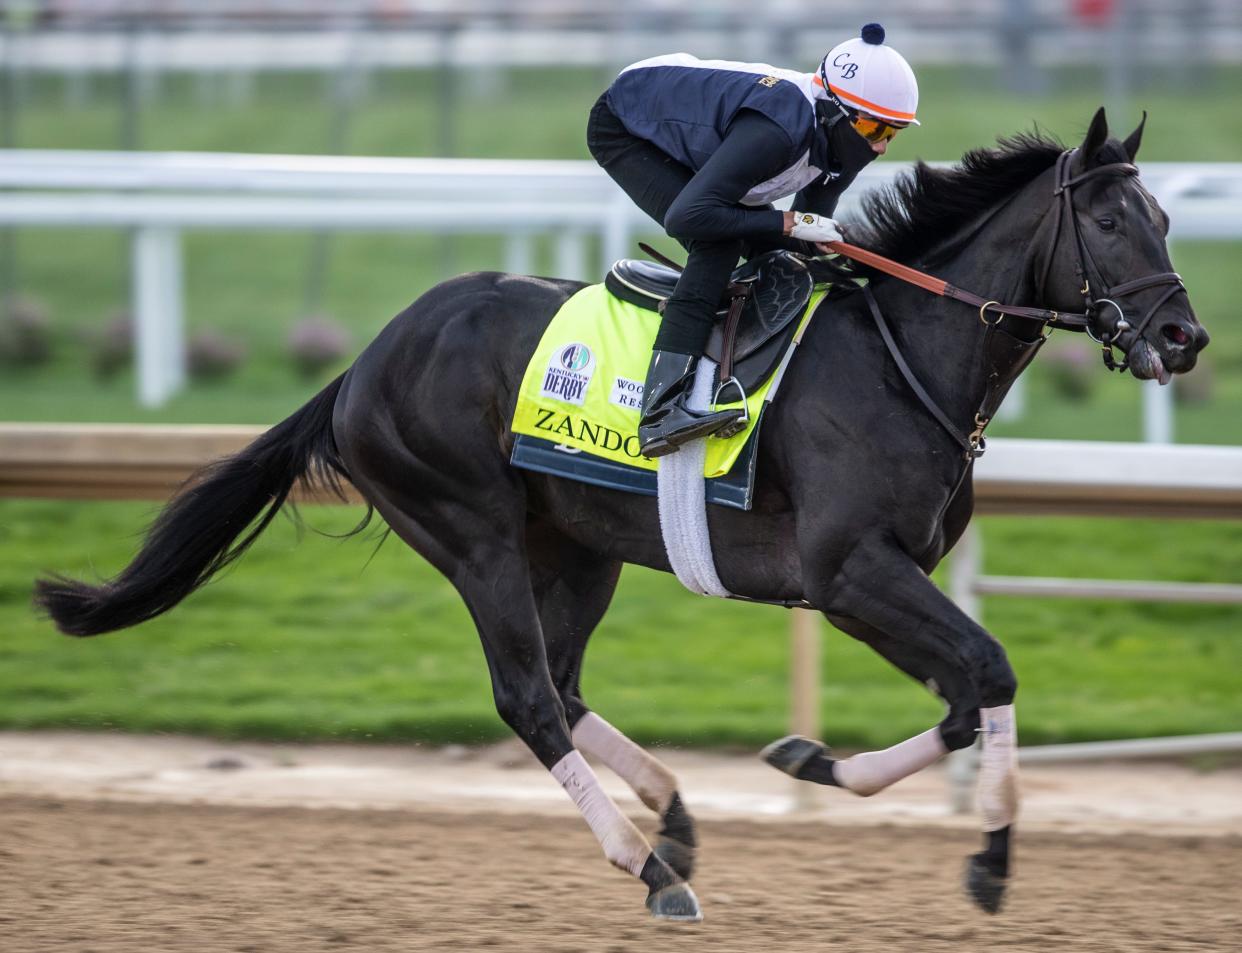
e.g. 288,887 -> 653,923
964,854 -> 1007,914
655,793 -> 697,882
760,734 -> 824,778
654,835 -> 696,883
646,882 -> 703,923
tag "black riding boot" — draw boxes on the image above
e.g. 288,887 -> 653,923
637,350 -> 743,458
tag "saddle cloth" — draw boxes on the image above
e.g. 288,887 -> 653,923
509,256 -> 828,506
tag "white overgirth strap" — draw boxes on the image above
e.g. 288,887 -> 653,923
977,704 -> 1019,830
656,357 -> 732,598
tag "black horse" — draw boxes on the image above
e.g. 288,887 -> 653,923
36,110 -> 1207,921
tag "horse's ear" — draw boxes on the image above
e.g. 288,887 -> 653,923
1081,107 -> 1109,160
1122,111 -> 1147,161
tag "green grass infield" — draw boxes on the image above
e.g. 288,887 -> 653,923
3,499 -> 1239,750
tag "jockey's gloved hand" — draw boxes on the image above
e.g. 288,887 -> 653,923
789,213 -> 843,244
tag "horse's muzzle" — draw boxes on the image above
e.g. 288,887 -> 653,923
1124,312 -> 1207,380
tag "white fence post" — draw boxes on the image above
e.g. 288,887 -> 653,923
601,194 -> 633,271
555,229 -> 588,282
948,522 -> 981,621
789,607 -> 822,811
1143,380 -> 1173,444
131,226 -> 185,407
504,231 -> 535,276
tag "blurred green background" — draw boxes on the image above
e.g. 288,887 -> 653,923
1,36 -> 1239,748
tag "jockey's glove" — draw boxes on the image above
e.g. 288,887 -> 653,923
789,213 -> 843,244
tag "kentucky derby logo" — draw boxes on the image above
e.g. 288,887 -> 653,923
558,344 -> 592,372
540,342 -> 595,406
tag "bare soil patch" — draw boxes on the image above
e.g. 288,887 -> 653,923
3,795 -> 1240,953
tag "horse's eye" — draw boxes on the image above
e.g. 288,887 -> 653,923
1098,217 -> 1116,232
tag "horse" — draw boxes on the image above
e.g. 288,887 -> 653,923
35,108 -> 1207,921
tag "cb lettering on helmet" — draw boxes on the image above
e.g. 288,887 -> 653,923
832,53 -> 859,80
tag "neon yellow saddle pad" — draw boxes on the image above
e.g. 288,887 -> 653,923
511,283 -> 826,479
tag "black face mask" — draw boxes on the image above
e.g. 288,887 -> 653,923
833,112 -> 881,162
814,98 -> 879,181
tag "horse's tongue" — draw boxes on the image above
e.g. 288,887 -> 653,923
1133,340 -> 1171,385
1150,344 -> 1171,385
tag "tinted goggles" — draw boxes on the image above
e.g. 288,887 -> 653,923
850,112 -> 905,144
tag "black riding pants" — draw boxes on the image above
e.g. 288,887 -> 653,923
586,94 -> 792,356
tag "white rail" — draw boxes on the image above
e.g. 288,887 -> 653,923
1018,732 -> 1242,763
1,150 -> 1239,414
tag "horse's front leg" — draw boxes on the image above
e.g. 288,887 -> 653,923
770,540 -> 1019,913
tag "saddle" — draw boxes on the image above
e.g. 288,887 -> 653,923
604,250 -> 815,394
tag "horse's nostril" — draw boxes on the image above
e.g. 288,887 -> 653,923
1161,323 -> 1190,347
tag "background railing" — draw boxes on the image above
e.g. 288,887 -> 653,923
8,1 -> 1242,72
2,149 -> 1240,426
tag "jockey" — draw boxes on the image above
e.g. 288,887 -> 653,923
587,23 -> 918,457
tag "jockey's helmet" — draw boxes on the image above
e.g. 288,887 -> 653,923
818,23 -> 920,126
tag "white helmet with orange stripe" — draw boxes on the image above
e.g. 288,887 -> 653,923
818,23 -> 919,126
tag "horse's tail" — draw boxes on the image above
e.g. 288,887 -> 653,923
34,373 -> 353,637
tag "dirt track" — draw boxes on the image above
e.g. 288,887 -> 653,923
3,794 -> 1241,953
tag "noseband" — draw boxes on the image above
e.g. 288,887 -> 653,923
1040,149 -> 1187,371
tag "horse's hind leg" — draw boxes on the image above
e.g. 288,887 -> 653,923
341,453 -> 699,920
785,541 -> 1019,913
528,528 -> 698,882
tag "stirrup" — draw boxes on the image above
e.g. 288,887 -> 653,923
711,376 -> 749,440
639,405 -> 743,458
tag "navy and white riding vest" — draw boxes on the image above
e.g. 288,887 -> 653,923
606,53 -> 836,206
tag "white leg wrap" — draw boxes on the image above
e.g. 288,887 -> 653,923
978,704 -> 1019,831
551,750 -> 651,877
571,712 -> 678,815
833,727 -> 948,797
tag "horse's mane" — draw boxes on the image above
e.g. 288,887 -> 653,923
853,131 -> 1074,266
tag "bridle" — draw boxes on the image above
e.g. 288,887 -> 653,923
830,147 -> 1188,373
1039,148 -> 1187,371
822,147 -> 1190,459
